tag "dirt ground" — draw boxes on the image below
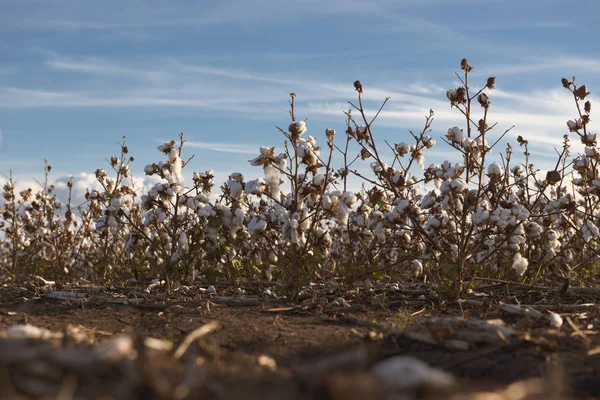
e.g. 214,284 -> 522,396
0,279 -> 599,399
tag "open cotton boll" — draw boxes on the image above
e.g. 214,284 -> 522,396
547,312 -> 563,329
264,164 -> 280,201
411,260 -> 423,277
372,356 -> 455,390
312,174 -> 326,186
337,202 -> 350,227
288,120 -> 307,136
248,217 -> 267,236
446,126 -> 463,143
245,178 -> 265,195
227,180 -> 243,199
512,252 -> 528,276
487,163 -> 503,177
450,178 -> 468,192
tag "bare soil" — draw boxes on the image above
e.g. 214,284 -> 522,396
0,279 -> 599,399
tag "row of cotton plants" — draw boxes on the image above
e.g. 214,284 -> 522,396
1,59 -> 599,296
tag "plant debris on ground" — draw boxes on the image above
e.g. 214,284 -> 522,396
0,277 -> 598,400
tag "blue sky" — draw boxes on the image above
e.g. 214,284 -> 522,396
2,0 -> 600,201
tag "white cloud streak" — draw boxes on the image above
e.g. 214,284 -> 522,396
185,141 -> 259,155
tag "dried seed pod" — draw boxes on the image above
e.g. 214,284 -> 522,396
461,58 -> 471,72
575,85 -> 589,100
546,170 -> 561,185
354,80 -> 363,93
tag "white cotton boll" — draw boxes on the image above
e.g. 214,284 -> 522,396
322,194 -> 334,210
512,253 -> 528,276
289,120 -> 307,136
373,222 -> 385,243
337,202 -> 350,227
512,165 -> 524,176
197,203 -> 214,217
246,179 -> 265,195
421,194 -> 436,209
297,144 -> 307,158
473,208 -> 490,225
264,164 -> 280,201
451,178 -> 468,192
340,191 -> 356,205
446,126 -> 463,143
411,260 -> 423,277
259,146 -> 272,156
585,147 -> 598,158
313,174 -> 325,186
547,312 -> 563,329
415,152 -> 425,169
509,235 -> 525,245
289,219 -> 299,244
567,120 -> 578,131
526,222 -> 543,238
587,220 -> 599,237
144,164 -> 156,175
487,163 -> 503,177
278,157 -> 287,170
178,232 -> 189,252
248,217 -> 267,236
372,356 -> 455,390
425,216 -> 440,230
395,142 -> 412,156
228,180 -> 243,199
396,199 -> 410,214
440,180 -> 452,194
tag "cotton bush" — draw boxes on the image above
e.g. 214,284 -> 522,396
1,59 -> 599,297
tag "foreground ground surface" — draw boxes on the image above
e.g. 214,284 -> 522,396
0,278 -> 599,399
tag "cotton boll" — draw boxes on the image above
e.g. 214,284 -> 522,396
312,174 -> 326,186
264,164 -> 280,201
440,180 -> 452,195
446,127 -> 463,143
421,193 -> 436,209
473,208 -> 490,225
451,178 -> 468,193
178,232 -> 189,252
227,180 -> 243,199
512,253 -> 528,276
337,202 -> 350,227
248,217 -> 267,236
394,142 -> 412,156
487,163 -> 503,178
547,312 -> 563,329
411,260 -> 423,277
246,178 -> 265,195
289,121 -> 307,136
322,194 -> 334,210
415,151 -> 425,169
371,356 -> 455,390
289,219 -> 299,244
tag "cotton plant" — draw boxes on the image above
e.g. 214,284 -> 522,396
3,58 -> 600,295
0,162 -> 87,279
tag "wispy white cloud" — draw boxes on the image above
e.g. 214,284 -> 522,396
185,141 -> 259,155
3,51 -> 596,174
475,56 -> 600,77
